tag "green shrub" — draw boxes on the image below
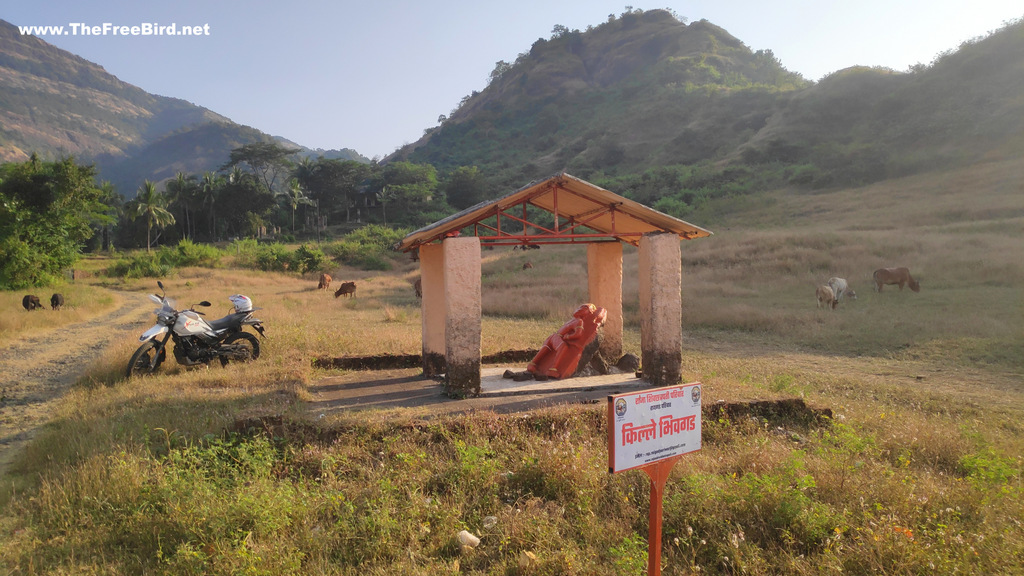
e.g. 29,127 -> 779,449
325,225 -> 409,271
107,241 -> 224,278
342,224 -> 407,250
170,240 -> 222,268
254,243 -> 294,272
107,252 -> 175,279
293,245 -> 328,274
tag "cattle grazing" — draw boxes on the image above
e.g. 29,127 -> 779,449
522,262 -> 533,270
413,278 -> 422,299
873,267 -> 920,292
827,277 -> 856,301
317,273 -> 332,291
50,293 -> 65,310
334,281 -> 357,298
22,294 -> 43,311
816,285 -> 838,310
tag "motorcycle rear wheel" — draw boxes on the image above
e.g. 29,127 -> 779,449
219,332 -> 260,367
126,341 -> 165,378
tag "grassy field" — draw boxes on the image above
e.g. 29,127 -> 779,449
0,157 -> 1022,574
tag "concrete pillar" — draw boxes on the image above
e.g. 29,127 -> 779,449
587,242 -> 623,362
443,237 -> 482,397
638,232 -> 682,386
419,244 -> 446,376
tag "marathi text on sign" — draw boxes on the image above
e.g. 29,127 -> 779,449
607,382 -> 702,473
621,415 -> 697,446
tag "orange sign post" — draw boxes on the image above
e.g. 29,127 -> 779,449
608,382 -> 702,576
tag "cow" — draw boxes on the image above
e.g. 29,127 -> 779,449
873,267 -> 920,292
826,277 -> 857,301
816,285 -> 837,310
334,281 -> 357,298
522,262 -> 533,270
22,294 -> 43,311
317,273 -> 332,291
50,293 -> 65,310
413,278 -> 422,299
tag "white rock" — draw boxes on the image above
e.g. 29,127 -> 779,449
457,530 -> 480,548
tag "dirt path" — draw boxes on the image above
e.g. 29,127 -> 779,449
0,289 -> 152,475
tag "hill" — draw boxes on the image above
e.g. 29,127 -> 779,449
394,10 -> 806,184
0,19 -> 228,163
0,19 -> 370,195
394,9 -> 1024,197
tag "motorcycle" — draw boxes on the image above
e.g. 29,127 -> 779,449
126,281 -> 266,378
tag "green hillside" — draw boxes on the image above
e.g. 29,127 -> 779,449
396,9 -> 1024,201
98,123 -> 282,193
398,10 -> 806,186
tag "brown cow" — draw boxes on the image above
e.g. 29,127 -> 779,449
413,278 -> 422,299
334,281 -> 357,298
50,293 -> 65,310
873,267 -> 920,292
317,273 -> 332,291
22,294 -> 43,311
816,285 -> 837,310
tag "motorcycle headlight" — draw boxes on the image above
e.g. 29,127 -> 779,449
157,312 -> 174,324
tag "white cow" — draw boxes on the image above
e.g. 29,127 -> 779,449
827,277 -> 857,301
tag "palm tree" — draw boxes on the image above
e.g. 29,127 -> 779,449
97,181 -> 122,252
277,178 -> 314,233
166,172 -> 199,240
376,185 -> 396,227
199,172 -> 222,241
127,180 -> 175,252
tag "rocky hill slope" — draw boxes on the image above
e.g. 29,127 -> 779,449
0,19 -> 367,195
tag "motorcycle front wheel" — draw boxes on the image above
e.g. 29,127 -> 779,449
219,332 -> 260,367
126,341 -> 165,378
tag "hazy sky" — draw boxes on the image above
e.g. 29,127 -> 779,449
5,1 -> 1021,158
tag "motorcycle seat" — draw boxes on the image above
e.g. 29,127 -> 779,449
208,312 -> 250,332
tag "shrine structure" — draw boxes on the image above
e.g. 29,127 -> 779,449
394,173 -> 712,397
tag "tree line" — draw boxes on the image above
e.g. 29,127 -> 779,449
0,143 -> 493,289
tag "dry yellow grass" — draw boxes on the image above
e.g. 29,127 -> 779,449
0,283 -> 119,347
1,155 -> 1022,574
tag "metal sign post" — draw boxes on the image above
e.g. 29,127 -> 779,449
608,382 -> 702,576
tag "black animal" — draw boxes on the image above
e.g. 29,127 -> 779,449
22,295 -> 43,311
50,293 -> 65,310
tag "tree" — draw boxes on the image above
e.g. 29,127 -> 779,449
96,181 -> 121,252
127,180 -> 175,252
372,162 -> 440,226
223,142 -> 298,194
199,171 -> 224,240
551,24 -> 570,39
278,178 -> 314,232
295,157 -> 372,224
215,171 -> 275,238
165,172 -> 199,240
376,186 -> 396,226
489,60 -> 513,84
441,166 -> 488,210
440,165 -> 487,210
0,156 -> 111,288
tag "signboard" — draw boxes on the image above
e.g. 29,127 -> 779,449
607,382 -> 702,473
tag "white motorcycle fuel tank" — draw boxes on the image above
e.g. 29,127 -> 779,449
174,310 -> 216,337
